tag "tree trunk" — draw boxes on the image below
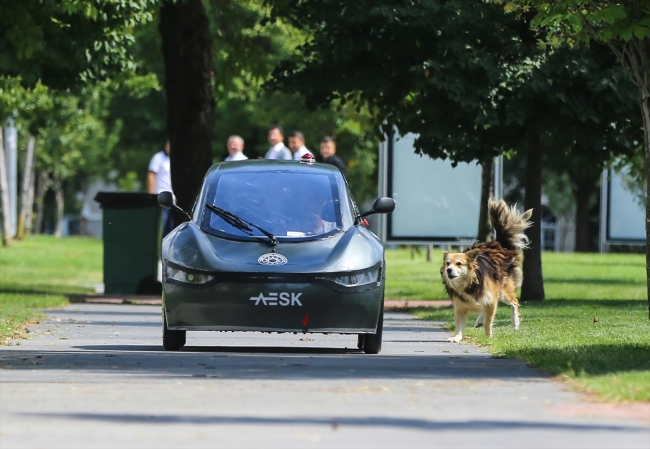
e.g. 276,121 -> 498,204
641,95 -> 650,319
0,130 -> 12,246
570,172 -> 598,253
17,134 -> 36,240
603,8 -> 649,317
159,0 -> 215,221
521,130 -> 545,301
53,178 -> 64,238
33,171 -> 48,235
477,158 -> 495,242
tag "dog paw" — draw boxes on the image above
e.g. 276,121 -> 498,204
447,335 -> 463,343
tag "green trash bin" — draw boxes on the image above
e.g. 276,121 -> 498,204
94,192 -> 162,295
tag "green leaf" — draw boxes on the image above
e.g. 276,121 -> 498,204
620,27 -> 634,41
568,14 -> 582,32
603,10 -> 615,25
633,26 -> 646,40
609,6 -> 627,20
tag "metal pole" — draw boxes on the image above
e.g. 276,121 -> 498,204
599,169 -> 609,254
4,117 -> 17,237
493,155 -> 503,201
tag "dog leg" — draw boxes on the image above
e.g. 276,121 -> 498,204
501,288 -> 521,331
483,302 -> 498,338
448,305 -> 467,343
511,303 -> 520,330
474,312 -> 485,328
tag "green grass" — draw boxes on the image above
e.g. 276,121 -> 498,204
385,247 -> 448,300
0,235 -> 102,294
542,252 -> 647,300
1,240 -> 648,402
396,247 -> 650,402
0,293 -> 69,342
385,247 -> 647,301
0,235 -> 102,342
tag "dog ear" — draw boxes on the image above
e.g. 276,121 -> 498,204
466,248 -> 480,260
522,208 -> 533,221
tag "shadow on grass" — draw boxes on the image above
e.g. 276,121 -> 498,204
501,343 -> 650,377
544,278 -> 645,286
0,286 -> 92,296
548,259 -> 644,268
414,300 -> 647,318
520,299 -> 647,308
416,299 -> 650,378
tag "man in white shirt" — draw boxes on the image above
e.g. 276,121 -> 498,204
288,130 -> 314,161
224,135 -> 248,161
264,125 -> 292,160
148,140 -> 174,236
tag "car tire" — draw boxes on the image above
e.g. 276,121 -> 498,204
162,310 -> 186,351
362,300 -> 384,355
357,334 -> 365,350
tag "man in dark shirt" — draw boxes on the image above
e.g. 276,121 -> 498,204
319,136 -> 346,174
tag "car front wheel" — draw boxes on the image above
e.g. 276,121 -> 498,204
162,310 -> 186,351
361,309 -> 383,354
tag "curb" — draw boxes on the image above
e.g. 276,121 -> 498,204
67,295 -> 162,305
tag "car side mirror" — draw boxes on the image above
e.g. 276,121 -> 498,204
360,197 -> 396,218
158,191 -> 192,221
158,191 -> 176,209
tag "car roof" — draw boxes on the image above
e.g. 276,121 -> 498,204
207,159 -> 343,176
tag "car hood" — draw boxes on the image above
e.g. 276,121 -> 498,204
163,222 -> 383,274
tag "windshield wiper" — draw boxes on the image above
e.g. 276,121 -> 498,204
206,204 -> 278,246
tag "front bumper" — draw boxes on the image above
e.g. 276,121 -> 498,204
163,274 -> 383,333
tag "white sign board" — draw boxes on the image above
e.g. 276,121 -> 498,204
607,169 -> 645,242
378,132 -> 493,243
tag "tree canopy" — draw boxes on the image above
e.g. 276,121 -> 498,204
266,0 -> 641,300
0,0 -> 156,89
268,0 -> 533,164
504,0 -> 650,314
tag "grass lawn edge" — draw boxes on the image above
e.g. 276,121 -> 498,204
410,304 -> 650,405
0,295 -> 71,345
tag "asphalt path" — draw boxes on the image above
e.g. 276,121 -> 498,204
0,304 -> 648,449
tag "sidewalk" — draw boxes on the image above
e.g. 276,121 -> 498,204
2,304 -> 647,449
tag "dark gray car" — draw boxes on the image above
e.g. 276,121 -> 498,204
158,159 -> 395,353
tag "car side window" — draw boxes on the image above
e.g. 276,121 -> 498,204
346,186 -> 361,224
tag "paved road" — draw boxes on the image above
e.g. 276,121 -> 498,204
0,304 -> 648,449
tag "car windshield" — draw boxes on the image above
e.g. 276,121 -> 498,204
201,170 -> 344,241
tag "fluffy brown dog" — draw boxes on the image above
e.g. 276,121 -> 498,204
441,199 -> 532,342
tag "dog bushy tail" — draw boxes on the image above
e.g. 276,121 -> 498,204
488,199 -> 533,251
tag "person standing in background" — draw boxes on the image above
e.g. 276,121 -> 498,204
288,131 -> 314,161
320,136 -> 346,174
148,140 -> 174,236
225,135 -> 248,161
264,125 -> 292,160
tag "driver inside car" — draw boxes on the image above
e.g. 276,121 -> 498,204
292,185 -> 336,236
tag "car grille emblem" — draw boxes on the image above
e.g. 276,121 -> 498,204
258,253 -> 288,266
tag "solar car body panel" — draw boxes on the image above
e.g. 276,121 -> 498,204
159,160 -> 395,353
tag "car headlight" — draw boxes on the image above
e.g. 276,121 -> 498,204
165,265 -> 214,285
331,266 -> 380,287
